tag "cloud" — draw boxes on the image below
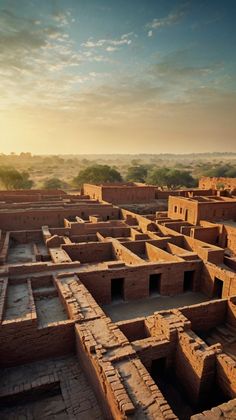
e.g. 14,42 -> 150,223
146,2 -> 189,31
106,46 -> 118,52
52,11 -> 71,27
121,32 -> 134,39
0,7 -> 90,110
81,34 -> 133,50
148,30 -> 153,37
149,49 -> 224,90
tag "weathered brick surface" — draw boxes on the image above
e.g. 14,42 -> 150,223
0,189 -> 235,419
0,355 -> 104,419
191,398 -> 236,419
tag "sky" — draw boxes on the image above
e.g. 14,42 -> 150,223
0,0 -> 236,154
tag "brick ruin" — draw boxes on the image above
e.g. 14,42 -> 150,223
83,182 -> 156,204
0,186 -> 236,419
199,177 -> 236,192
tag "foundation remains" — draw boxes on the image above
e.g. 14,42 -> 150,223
0,183 -> 236,419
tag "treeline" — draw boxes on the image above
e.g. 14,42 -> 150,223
29,165 -> 198,189
0,162 -> 236,190
0,164 -> 194,190
201,164 -> 236,178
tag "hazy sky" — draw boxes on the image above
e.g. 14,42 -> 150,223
0,0 -> 236,154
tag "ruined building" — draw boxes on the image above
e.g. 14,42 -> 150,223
199,177 -> 236,192
0,187 -> 235,419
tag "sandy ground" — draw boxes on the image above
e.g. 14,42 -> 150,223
103,291 -> 210,322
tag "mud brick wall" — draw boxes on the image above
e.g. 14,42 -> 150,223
83,184 -> 103,201
180,225 -> 192,235
50,227 -> 71,236
183,235 -> 224,264
168,195 -> 236,224
10,230 -> 43,243
86,226 -> 130,238
0,189 -> 66,197
54,273 -> 105,322
77,270 -> 112,304
180,299 -> 227,331
155,188 -> 213,199
123,239 -> 150,255
168,196 -> 198,224
71,233 -> 98,242
224,225 -> 236,254
49,247 -> 72,264
0,278 -> 8,322
78,266 -> 151,303
130,228 -> 149,240
133,338 -> 172,371
31,275 -> 54,289
199,176 -> 236,190
226,297 -> 236,327
0,320 -> 75,367
162,221 -> 192,233
145,242 -> 181,262
0,205 -> 120,230
0,209 -> 80,230
62,242 -> 112,263
101,185 -> 155,204
150,310 -> 190,342
201,262 -> 236,298
224,256 -> 236,271
153,262 -> 190,296
197,202 -> 236,222
175,330 -> 220,405
0,232 -> 10,264
191,398 -> 236,419
75,322 -> 172,419
111,239 -> 144,265
116,318 -> 150,342
75,323 -> 135,419
121,208 -> 158,232
7,261 -> 80,276
216,354 -> 236,398
191,226 -> 219,244
167,242 -> 200,263
120,267 -> 150,300
157,266 -> 183,295
78,261 -> 196,303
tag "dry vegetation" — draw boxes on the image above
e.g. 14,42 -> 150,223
0,152 -> 236,190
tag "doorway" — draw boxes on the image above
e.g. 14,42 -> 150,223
213,277 -> 223,298
183,271 -> 194,292
149,274 -> 161,296
111,278 -> 124,301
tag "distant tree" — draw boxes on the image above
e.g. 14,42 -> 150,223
131,159 -> 141,166
224,167 -> 236,177
126,165 -> 148,183
202,164 -> 236,178
0,168 -> 33,190
146,167 -> 170,187
146,167 -> 197,189
73,164 -> 122,187
43,177 -> 64,189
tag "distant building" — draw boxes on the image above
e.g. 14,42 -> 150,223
168,195 -> 236,224
83,182 -> 156,204
199,176 -> 236,190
